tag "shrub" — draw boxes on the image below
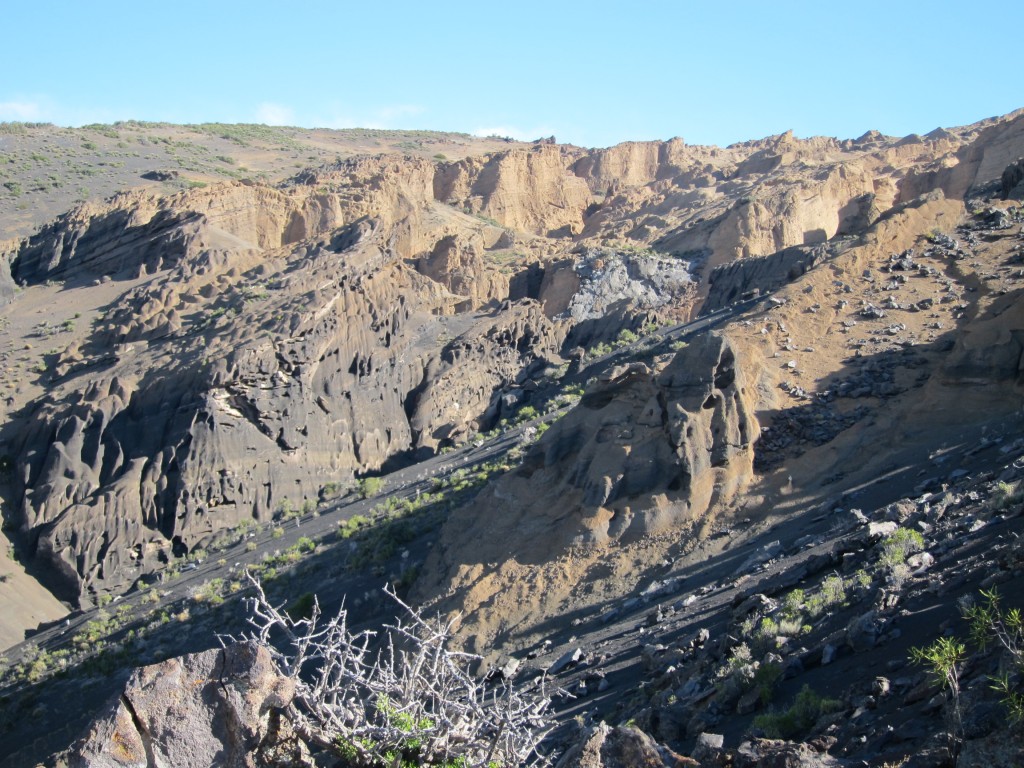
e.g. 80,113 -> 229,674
962,589 -> 1024,723
617,328 -> 639,345
991,481 -> 1023,511
715,643 -> 756,700
781,589 -> 805,618
879,528 -> 924,571
910,636 -> 965,757
753,684 -> 842,739
806,575 -> 847,617
240,578 -> 554,766
516,405 -> 538,423
820,575 -> 847,606
357,476 -> 384,499
339,514 -> 370,539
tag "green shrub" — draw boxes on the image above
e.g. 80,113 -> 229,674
781,589 -> 805,618
617,328 -> 639,345
754,684 -> 842,739
991,481 -> 1023,511
806,575 -> 847,617
357,477 -> 383,499
287,592 -> 317,621
963,589 -> 1024,723
880,527 -> 924,570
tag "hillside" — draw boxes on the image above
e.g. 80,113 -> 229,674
0,112 -> 1022,767
0,121 -> 522,241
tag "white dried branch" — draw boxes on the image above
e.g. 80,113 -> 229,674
241,575 -> 554,767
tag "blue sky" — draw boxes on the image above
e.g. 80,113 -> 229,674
2,1 -> 1021,148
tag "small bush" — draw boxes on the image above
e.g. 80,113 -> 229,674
879,528 -> 924,571
754,684 -> 842,739
617,329 -> 639,345
357,477 -> 383,499
991,481 -> 1023,511
781,589 -> 805,618
963,589 -> 1024,723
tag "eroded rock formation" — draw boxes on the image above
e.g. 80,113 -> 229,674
4,111 -> 1024,611
68,642 -> 299,768
414,333 -> 758,653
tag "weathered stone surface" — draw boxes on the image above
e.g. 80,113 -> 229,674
1000,157 -> 1024,199
731,738 -> 849,767
416,332 -> 759,653
704,244 -> 825,312
68,642 -> 298,768
554,723 -> 698,768
3,170 -> 567,601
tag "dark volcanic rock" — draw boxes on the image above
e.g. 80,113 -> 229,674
4,175 -> 567,602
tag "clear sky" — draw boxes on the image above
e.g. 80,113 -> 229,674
2,0 -> 1021,149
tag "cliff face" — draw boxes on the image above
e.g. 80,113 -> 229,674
3,112 -> 1023,611
414,334 -> 759,653
2,158 -> 575,602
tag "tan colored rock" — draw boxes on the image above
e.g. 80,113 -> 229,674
415,332 -> 758,652
437,144 -> 594,235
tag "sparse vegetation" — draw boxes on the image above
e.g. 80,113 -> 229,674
753,684 -> 842,739
243,578 -> 554,767
962,589 -> 1024,723
357,476 -> 384,499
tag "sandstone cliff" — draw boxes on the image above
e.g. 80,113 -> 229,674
3,111 -> 1024,613
415,333 -> 759,653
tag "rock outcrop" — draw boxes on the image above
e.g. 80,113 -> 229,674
68,642 -> 300,768
415,332 -> 758,652
554,723 -> 697,768
3,163 -> 570,603
436,144 -> 594,236
4,110 -> 1024,614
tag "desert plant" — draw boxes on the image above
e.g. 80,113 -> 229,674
962,588 -> 1024,723
616,328 -> 639,345
358,476 -> 384,499
910,636 -> 965,758
991,481 -> 1023,511
805,575 -> 847,617
879,528 -> 924,571
237,577 -> 554,766
753,684 -> 842,739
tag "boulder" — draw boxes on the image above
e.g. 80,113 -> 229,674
554,723 -> 698,768
731,738 -> 849,767
68,642 -> 298,768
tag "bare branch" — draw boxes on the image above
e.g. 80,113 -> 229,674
242,576 -> 554,767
